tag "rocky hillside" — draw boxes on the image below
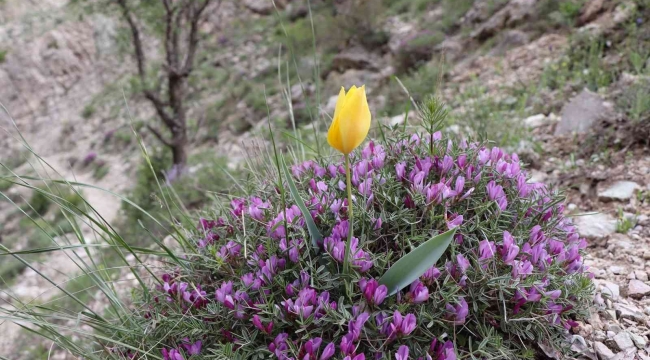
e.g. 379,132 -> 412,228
1,0 -> 649,358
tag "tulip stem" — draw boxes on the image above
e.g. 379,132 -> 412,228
343,153 -> 354,274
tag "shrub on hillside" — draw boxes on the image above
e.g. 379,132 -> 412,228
109,119 -> 593,360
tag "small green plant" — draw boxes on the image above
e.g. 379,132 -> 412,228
448,83 -> 531,149
558,0 -> 584,22
0,48 -> 8,63
617,80 -> 650,123
541,35 -> 613,92
81,104 -> 96,119
616,208 -> 638,234
92,162 -> 110,180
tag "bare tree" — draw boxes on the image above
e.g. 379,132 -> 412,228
115,0 -> 215,167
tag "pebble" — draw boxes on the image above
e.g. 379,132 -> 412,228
523,113 -> 548,128
610,266 -> 624,275
607,324 -> 623,334
628,280 -> 650,299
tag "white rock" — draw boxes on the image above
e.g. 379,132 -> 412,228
523,113 -> 548,128
598,181 -> 641,201
635,270 -> 648,281
600,281 -> 620,300
528,170 -> 548,183
628,279 -> 650,299
613,332 -> 635,351
615,303 -> 645,322
609,266 -> 624,275
594,341 -> 615,360
555,89 -> 612,135
574,213 -> 617,239
630,333 -> 647,348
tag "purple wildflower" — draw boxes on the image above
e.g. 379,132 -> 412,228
445,298 -> 468,325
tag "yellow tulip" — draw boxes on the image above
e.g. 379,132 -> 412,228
327,85 -> 371,155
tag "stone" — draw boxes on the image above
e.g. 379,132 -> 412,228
574,213 -> 617,239
594,341 -> 615,360
598,181 -> 641,202
610,266 -> 624,275
629,272 -> 637,280
471,0 -> 536,40
594,331 -> 608,342
555,89 -> 613,135
330,47 -> 379,72
609,234 -> 635,251
630,333 -> 647,348
243,0 -> 289,15
607,324 -> 623,333
490,29 -> 531,56
635,270 -> 648,281
600,281 -> 620,300
612,332 -> 635,351
628,280 -> 650,299
579,0 -> 606,25
323,95 -> 338,116
615,303 -> 645,322
523,114 -> 548,128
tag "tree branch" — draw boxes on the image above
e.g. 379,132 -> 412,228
115,0 -> 147,83
180,0 -> 216,76
144,90 -> 177,128
146,124 -> 173,148
162,0 -> 179,73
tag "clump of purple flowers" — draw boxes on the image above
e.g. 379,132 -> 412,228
123,130 -> 592,359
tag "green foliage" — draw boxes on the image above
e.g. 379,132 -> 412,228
22,185 -> 84,217
438,0 -> 476,33
0,48 -> 7,63
119,149 -> 235,247
379,228 -> 455,295
81,104 -> 95,119
385,0 -> 432,14
558,0 -> 585,22
448,83 -> 531,148
92,162 -> 110,180
539,0 -> 586,27
99,127 -> 592,360
395,31 -> 445,72
384,61 -> 446,116
616,208 -> 637,234
540,35 -> 614,92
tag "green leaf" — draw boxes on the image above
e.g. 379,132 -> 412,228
280,158 -> 322,252
379,228 -> 456,296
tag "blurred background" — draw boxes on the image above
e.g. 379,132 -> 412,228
0,0 -> 649,358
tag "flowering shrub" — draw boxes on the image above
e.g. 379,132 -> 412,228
120,127 -> 592,359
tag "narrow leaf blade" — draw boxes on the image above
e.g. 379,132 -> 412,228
281,158 -> 322,252
379,228 -> 456,296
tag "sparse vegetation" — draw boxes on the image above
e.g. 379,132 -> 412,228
81,104 -> 95,119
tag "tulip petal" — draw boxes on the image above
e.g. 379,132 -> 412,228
333,86 -> 346,122
338,85 -> 371,154
327,87 -> 347,153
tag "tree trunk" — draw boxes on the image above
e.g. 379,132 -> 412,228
171,131 -> 188,167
